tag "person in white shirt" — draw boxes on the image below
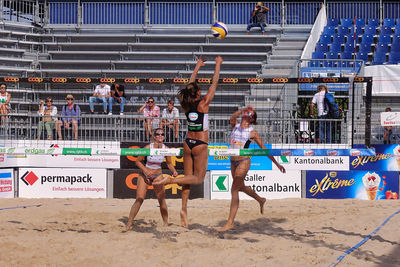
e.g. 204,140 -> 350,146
310,84 -> 331,143
37,97 -> 58,140
89,84 -> 111,114
161,99 -> 180,141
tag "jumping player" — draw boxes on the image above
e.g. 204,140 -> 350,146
217,106 -> 286,232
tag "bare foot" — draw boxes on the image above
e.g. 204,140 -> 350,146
180,209 -> 188,228
217,222 -> 234,232
259,198 -> 266,214
163,221 -> 169,227
152,175 -> 171,186
125,223 -> 132,231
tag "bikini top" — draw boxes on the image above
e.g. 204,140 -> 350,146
145,143 -> 165,169
229,124 -> 253,149
185,100 -> 209,132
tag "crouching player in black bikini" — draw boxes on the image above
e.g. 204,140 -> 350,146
217,106 -> 286,232
153,56 -> 223,228
126,128 -> 178,230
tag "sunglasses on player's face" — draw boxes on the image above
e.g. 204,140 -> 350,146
154,132 -> 165,137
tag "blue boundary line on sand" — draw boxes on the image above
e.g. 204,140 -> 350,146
0,204 -> 42,211
329,208 -> 400,267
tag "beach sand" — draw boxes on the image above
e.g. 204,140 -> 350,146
0,198 -> 399,267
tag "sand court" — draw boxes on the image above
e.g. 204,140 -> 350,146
0,198 -> 399,266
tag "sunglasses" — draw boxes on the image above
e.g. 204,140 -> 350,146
66,98 -> 73,100
154,133 -> 165,137
0,87 -> 5,89
148,101 -> 154,103
46,100 -> 52,102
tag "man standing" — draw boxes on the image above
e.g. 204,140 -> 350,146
161,100 -> 180,142
89,83 -> 110,114
310,84 -> 331,144
246,2 -> 269,35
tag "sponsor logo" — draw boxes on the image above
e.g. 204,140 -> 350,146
51,77 -> 67,83
188,112 -> 198,121
28,77 -> 43,83
100,78 -> 115,83
211,149 -> 238,156
124,78 -> 140,84
222,78 -> 238,84
350,149 -> 361,156
354,77 -> 365,82
173,78 -> 189,84
4,77 -> 19,82
272,78 -> 289,83
351,153 -> 392,169
197,78 -> 211,84
304,150 -> 315,156
7,147 -> 15,154
309,172 -> 355,196
149,78 -> 164,84
0,154 -> 4,162
21,171 -> 39,186
247,78 -> 264,83
322,78 -> 339,83
125,173 -> 182,194
75,78 -> 91,83
297,78 -> 314,83
281,150 -> 292,156
327,150 -> 338,156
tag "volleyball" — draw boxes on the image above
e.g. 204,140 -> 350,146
211,22 -> 228,39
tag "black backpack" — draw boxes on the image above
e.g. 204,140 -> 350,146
324,92 -> 340,119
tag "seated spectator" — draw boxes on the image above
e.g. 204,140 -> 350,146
37,97 -> 57,140
161,99 -> 180,142
108,83 -> 126,115
56,94 -> 81,140
246,2 -> 269,35
0,83 -> 11,126
89,83 -> 110,114
138,97 -> 160,141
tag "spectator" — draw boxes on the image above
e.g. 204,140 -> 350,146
161,99 -> 180,142
108,83 -> 126,115
310,84 -> 331,143
0,83 -> 11,126
383,107 -> 392,144
89,83 -> 110,114
37,97 -> 57,140
138,97 -> 160,141
246,2 -> 269,35
56,94 -> 81,140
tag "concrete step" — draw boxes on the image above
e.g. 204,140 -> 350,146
267,59 -> 297,65
269,54 -> 300,60
260,68 -> 292,77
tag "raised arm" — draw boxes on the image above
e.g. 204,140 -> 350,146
190,56 -> 206,83
199,56 -> 223,111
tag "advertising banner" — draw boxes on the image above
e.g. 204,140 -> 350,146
120,142 -> 184,170
300,67 -> 357,91
350,144 -> 400,171
18,168 -> 107,198
207,143 -> 273,171
274,156 -> 349,170
113,169 -> 203,199
380,112 -> 400,127
210,170 -> 301,200
306,170 -> 399,200
0,168 -> 14,198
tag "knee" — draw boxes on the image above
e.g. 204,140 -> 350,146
135,197 -> 144,204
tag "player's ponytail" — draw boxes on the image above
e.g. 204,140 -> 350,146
179,82 -> 200,112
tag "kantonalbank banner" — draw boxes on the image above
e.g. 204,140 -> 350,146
210,170 -> 301,200
207,143 -> 273,170
306,171 -> 399,200
350,144 -> 400,171
18,168 -> 107,198
274,156 -> 349,170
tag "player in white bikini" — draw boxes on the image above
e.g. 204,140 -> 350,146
218,106 -> 286,232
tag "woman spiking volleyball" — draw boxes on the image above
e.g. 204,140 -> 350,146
153,56 -> 223,228
126,128 -> 178,230
217,106 -> 285,232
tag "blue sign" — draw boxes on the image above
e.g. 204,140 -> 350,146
350,144 -> 400,171
300,67 -> 358,91
306,170 -> 399,200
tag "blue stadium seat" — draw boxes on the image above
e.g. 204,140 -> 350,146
316,43 -> 329,53
356,52 -> 368,62
340,52 -> 353,59
368,18 -> 379,28
354,60 -> 363,69
375,43 -> 389,54
344,43 -> 355,53
388,51 -> 400,64
355,18 -> 365,28
395,27 -> 400,35
333,34 -> 345,44
361,34 -> 374,44
364,26 -> 377,35
380,26 -> 392,35
383,18 -> 395,28
372,52 -> 387,65
327,18 -> 339,27
312,51 -> 324,59
345,35 -> 356,44
319,34 -> 332,44
351,26 -> 363,38
309,60 -> 322,67
329,42 -> 342,53
341,18 -> 353,27
378,34 -> 391,45
391,42 -> 400,53
324,52 -> 339,67
396,18 -> 400,26
392,34 -> 400,45
337,26 -> 349,35
323,26 -> 336,35
359,43 -> 372,53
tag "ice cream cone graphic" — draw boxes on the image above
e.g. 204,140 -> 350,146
362,172 -> 381,200
393,145 -> 400,170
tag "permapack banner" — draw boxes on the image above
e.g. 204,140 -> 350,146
18,168 -> 107,198
306,170 -> 399,200
0,168 -> 14,198
350,144 -> 400,171
210,170 -> 301,200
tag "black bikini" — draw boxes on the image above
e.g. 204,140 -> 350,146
184,100 -> 209,150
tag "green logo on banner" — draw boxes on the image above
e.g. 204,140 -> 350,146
212,174 -> 229,192
121,148 -> 150,156
62,148 -> 92,155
